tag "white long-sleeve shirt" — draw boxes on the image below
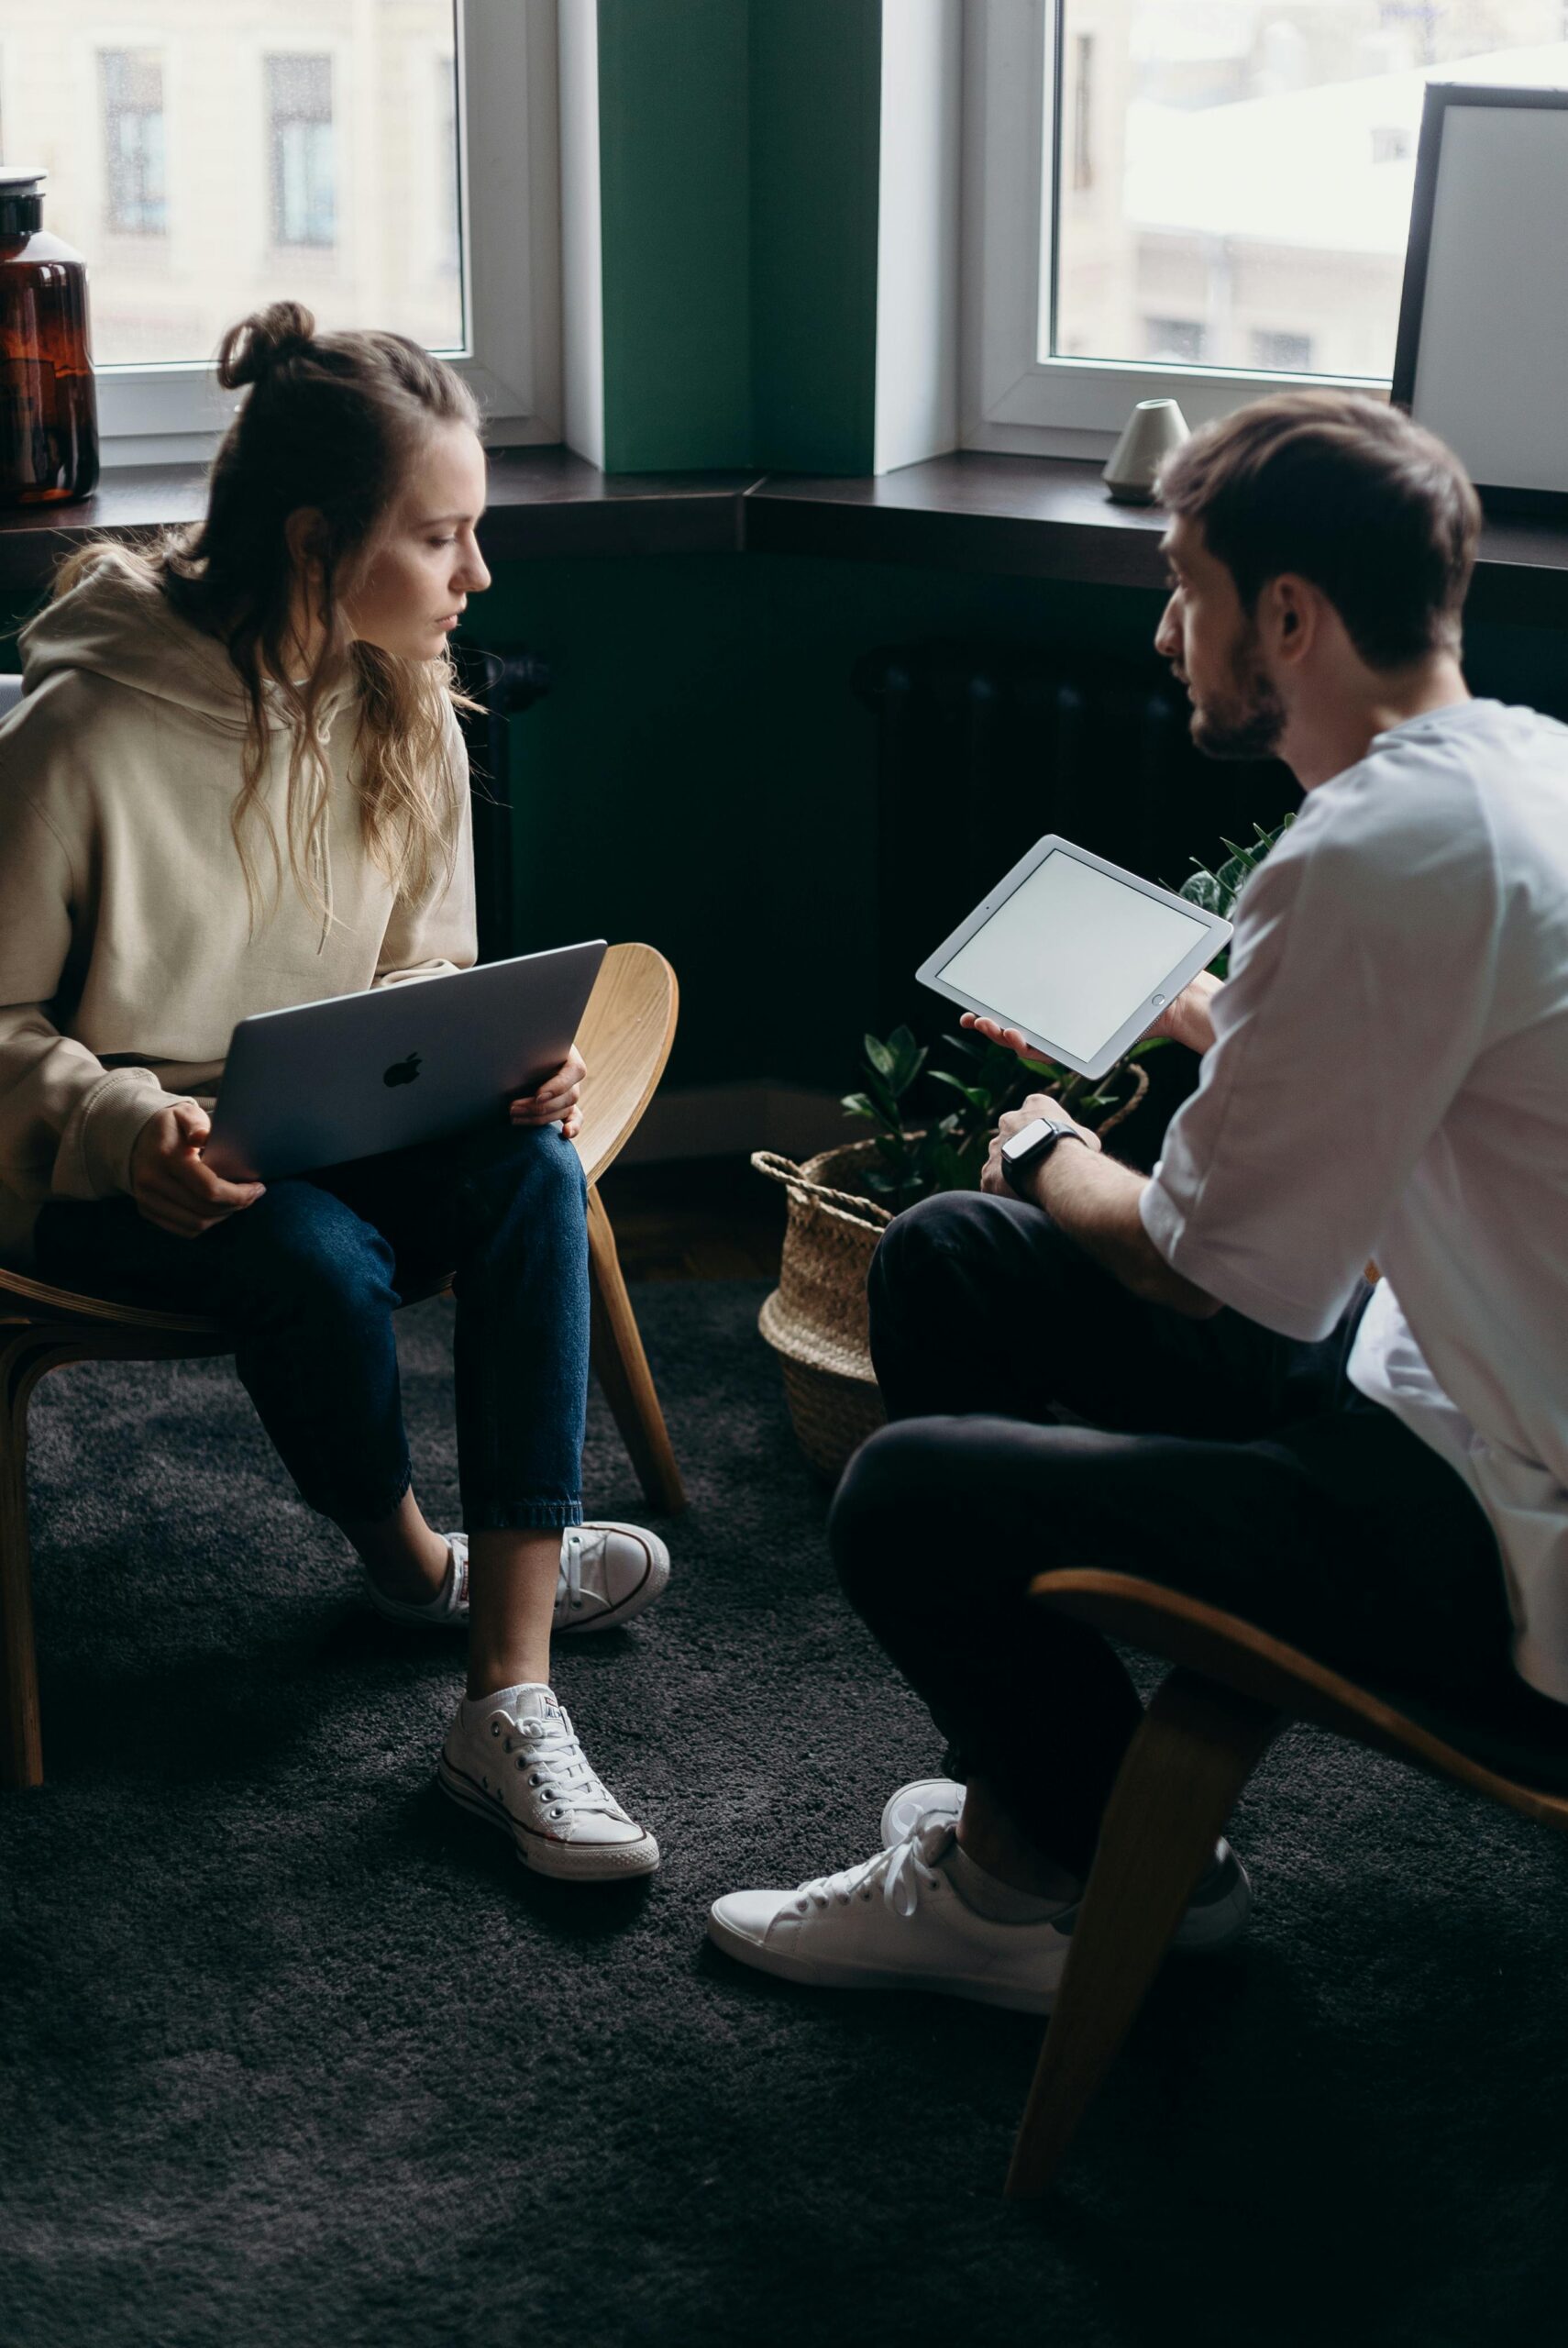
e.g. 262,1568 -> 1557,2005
1141,700 -> 1568,1702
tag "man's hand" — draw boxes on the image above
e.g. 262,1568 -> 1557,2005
961,971 -> 1224,1063
959,1011 -> 1044,1063
129,1102 -> 266,1238
510,1044 -> 586,1143
981,1091 -> 1101,1197
1143,969 -> 1223,1054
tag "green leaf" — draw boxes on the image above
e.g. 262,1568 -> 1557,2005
1181,869 -> 1224,914
863,1034 -> 895,1081
927,1069 -> 989,1111
841,1091 -> 877,1122
888,1026 -> 927,1091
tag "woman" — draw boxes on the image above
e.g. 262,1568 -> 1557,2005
0,304 -> 668,1881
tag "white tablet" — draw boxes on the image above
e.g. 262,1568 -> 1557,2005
915,836 -> 1232,1082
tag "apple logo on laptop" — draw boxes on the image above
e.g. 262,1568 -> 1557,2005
383,1052 -> 421,1088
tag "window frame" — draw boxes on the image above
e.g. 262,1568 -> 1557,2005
94,0 -> 561,463
960,0 -> 1385,459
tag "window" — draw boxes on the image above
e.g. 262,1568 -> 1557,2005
0,0 -> 560,458
101,51 -> 167,237
268,55 -> 335,249
1144,317 -> 1206,365
436,53 -> 460,276
1372,124 -> 1411,163
1253,328 -> 1313,374
1070,34 -> 1094,191
966,0 -> 1568,453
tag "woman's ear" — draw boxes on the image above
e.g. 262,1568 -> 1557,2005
283,506 -> 327,577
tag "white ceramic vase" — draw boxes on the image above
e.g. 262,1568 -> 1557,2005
1102,397 -> 1191,505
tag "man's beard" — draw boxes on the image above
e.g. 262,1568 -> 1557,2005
1188,626 -> 1286,762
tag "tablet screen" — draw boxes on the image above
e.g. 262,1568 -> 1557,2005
936,848 -> 1210,1062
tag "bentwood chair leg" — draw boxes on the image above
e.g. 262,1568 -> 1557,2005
0,1330 -> 49,1789
1005,1669 -> 1281,2199
585,1185 -> 686,1514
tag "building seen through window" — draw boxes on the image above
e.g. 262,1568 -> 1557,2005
0,2 -> 463,368
268,54 -> 335,250
100,50 -> 167,238
1054,0 -> 1568,381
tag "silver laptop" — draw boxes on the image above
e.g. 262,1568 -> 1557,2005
203,940 -> 607,1181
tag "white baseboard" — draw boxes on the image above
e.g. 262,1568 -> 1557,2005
618,1081 -> 859,1167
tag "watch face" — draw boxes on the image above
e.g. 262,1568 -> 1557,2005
1003,1117 -> 1049,1161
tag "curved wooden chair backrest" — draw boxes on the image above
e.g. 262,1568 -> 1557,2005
0,941 -> 679,1338
1030,1568 -> 1568,1832
571,942 -> 679,1189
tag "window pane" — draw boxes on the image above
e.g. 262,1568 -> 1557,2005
0,2 -> 464,367
1051,1 -> 1568,380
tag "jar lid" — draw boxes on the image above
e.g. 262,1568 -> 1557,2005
0,169 -> 46,191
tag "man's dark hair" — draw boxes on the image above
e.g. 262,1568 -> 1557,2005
1158,392 -> 1482,670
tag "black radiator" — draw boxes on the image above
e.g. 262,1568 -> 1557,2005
451,646 -> 551,965
852,640 -> 1296,1034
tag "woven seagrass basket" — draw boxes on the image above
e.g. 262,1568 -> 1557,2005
752,1068 -> 1151,1485
753,1141 -> 891,1484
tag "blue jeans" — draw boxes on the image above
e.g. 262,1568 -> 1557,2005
32,1114 -> 590,1532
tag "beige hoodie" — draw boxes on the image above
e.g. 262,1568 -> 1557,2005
0,548 -> 475,1266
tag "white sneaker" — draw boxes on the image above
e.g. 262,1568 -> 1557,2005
367,1522 -> 670,1637
554,1522 -> 671,1635
707,1819 -> 1075,2013
437,1683 -> 659,1881
878,1778 -> 1253,1955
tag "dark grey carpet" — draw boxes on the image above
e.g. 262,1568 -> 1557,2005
3,1279 -> 1567,2348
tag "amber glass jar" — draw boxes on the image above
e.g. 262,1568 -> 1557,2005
0,169 -> 98,505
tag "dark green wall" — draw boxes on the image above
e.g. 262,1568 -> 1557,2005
597,0 -> 752,472
594,0 -> 881,475
748,0 -> 881,473
469,552 -> 1205,1095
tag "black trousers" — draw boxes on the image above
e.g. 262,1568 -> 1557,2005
828,1189 -> 1515,1877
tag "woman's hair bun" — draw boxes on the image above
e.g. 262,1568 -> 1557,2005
216,302 -> 318,391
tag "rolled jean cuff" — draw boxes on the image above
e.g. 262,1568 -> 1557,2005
461,1499 -> 583,1533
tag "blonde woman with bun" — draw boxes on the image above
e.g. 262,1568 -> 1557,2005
0,304 -> 669,1881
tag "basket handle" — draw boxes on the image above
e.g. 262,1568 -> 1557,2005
751,1150 -> 893,1230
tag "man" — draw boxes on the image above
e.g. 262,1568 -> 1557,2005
708,392 -> 1568,2011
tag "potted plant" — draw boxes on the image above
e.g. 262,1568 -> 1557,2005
755,817 -> 1293,1479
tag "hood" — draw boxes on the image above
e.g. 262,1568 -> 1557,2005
17,545 -> 358,734
20,545 -> 359,954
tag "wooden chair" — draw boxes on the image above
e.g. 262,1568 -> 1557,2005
0,940 -> 684,1791
1003,1568 -> 1568,2198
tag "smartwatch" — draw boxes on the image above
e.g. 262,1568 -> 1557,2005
999,1111 -> 1089,1196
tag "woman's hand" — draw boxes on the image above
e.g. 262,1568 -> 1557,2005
510,1045 -> 586,1142
129,1102 -> 266,1237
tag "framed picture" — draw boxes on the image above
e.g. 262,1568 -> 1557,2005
1393,83 -> 1568,519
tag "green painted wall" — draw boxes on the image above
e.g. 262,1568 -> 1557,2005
594,0 -> 881,475
748,0 -> 881,473
596,0 -> 752,473
469,552 -> 1210,1094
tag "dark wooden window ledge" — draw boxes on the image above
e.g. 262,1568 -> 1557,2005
2,448 -> 1565,626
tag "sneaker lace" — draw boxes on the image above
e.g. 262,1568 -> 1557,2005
557,1525 -> 607,1615
794,1817 -> 953,1922
498,1702 -> 619,1822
